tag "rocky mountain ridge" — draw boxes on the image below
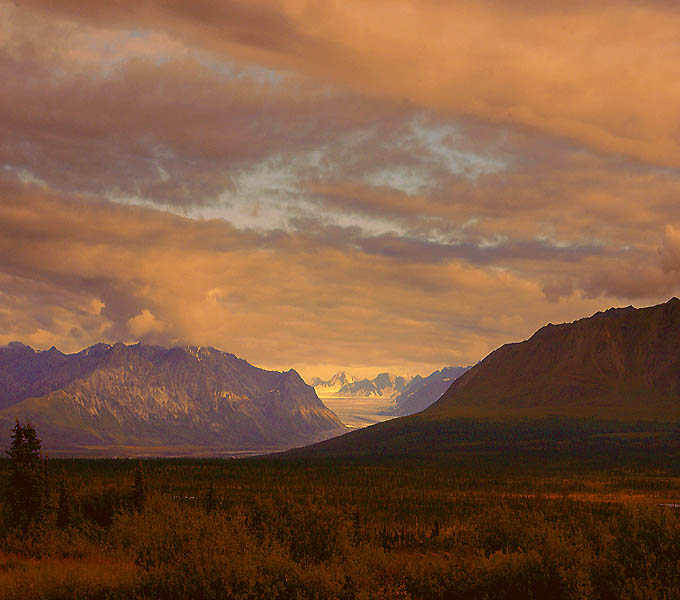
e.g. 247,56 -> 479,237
310,370 -> 412,399
309,370 -> 358,394
381,366 -> 471,416
0,342 -> 346,454
291,298 -> 680,458
428,298 -> 680,419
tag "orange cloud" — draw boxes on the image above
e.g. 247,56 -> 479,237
15,0 -> 680,166
0,175 -> 634,375
4,1 -> 680,378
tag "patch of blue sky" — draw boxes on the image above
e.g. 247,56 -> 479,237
418,225 -> 473,247
411,119 -> 508,177
364,168 -> 431,195
321,208 -> 408,238
477,235 -> 508,249
80,29 -> 286,87
361,117 -> 508,196
103,113 -> 508,236
535,234 -> 605,250
192,160 -> 301,230
189,193 -> 404,238
181,151 -> 408,237
77,29 -> 174,81
3,165 -> 46,187
191,50 -> 287,85
126,29 -> 149,39
105,192 -> 169,214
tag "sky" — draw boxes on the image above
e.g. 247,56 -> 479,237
2,0 -> 680,380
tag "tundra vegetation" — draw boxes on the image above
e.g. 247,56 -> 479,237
1,424 -> 680,599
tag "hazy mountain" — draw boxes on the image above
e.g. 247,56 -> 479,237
338,372 -> 411,398
381,366 -> 471,416
0,342 -> 346,454
309,371 -> 358,395
291,298 -> 680,458
310,371 -> 411,399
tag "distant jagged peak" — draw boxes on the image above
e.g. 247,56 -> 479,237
81,342 -> 113,354
309,370 -> 414,398
372,372 -> 405,388
2,341 -> 116,358
328,370 -> 352,385
311,370 -> 357,389
0,338 -> 347,451
1,341 -> 35,353
525,296 -> 680,346
382,365 -> 472,417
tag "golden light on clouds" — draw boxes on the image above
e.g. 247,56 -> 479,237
2,0 -> 680,378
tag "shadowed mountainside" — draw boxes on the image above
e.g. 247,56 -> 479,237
381,366 -> 471,416
0,342 -> 346,454
428,298 -> 680,420
290,298 -> 680,458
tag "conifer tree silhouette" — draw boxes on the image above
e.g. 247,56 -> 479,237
4,419 -> 46,530
56,472 -> 73,530
205,481 -> 217,513
132,461 -> 146,513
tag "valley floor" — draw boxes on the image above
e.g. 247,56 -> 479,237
319,395 -> 396,429
2,449 -> 680,599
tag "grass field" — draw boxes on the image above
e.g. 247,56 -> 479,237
2,441 -> 680,599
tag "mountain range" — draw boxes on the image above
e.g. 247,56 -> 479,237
293,298 -> 680,458
309,371 -> 358,395
381,366 -> 471,416
0,342 -> 346,455
8,298 -> 680,459
310,370 -> 411,398
311,367 -> 471,417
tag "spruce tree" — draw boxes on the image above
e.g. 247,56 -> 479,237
132,461 -> 146,513
56,475 -> 72,530
4,419 -> 46,530
205,481 -> 217,513
431,519 -> 440,539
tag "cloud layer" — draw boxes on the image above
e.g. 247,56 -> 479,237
2,1 -> 680,378
16,0 -> 680,166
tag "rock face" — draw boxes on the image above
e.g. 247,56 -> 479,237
0,342 -> 346,453
382,366 -> 470,416
427,298 -> 680,420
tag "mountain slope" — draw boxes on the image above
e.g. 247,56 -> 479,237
381,366 -> 471,416
0,342 -> 346,453
290,299 -> 680,458
427,298 -> 680,420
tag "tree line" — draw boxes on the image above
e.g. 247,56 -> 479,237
2,419 -> 147,532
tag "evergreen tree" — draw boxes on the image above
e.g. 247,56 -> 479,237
132,461 -> 146,513
43,454 -> 50,513
4,419 -> 46,530
56,474 -> 73,530
205,481 -> 217,513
